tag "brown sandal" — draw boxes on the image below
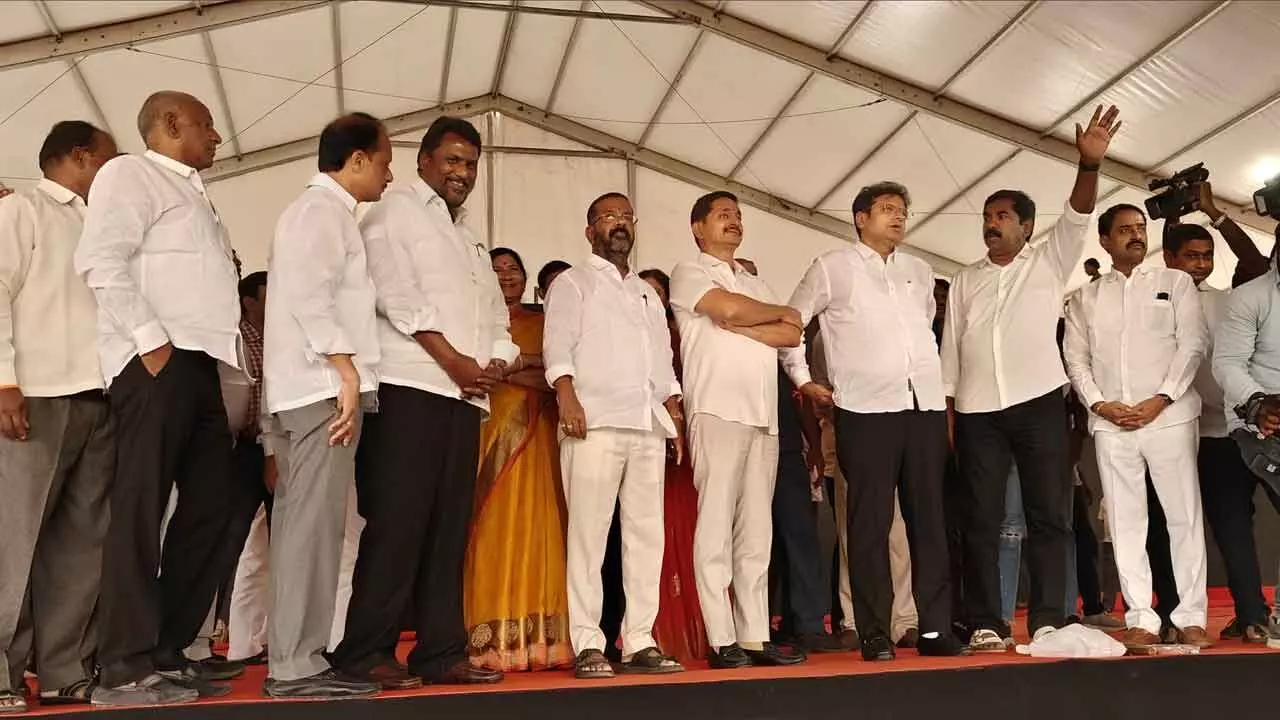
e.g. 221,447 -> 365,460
574,649 -> 615,679
0,689 -> 27,714
39,678 -> 95,706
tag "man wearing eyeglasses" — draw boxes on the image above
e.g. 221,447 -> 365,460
787,182 -> 969,661
544,193 -> 684,679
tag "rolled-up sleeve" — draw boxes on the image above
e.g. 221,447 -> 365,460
1213,283 -> 1267,413
362,196 -> 441,337
484,267 -> 520,365
647,291 -> 681,400
543,273 -> 582,386
277,200 -> 354,357
669,261 -> 716,316
74,157 -> 169,355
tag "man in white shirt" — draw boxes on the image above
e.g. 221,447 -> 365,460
76,91 -> 243,706
0,121 -> 118,713
788,182 -> 969,661
941,105 -> 1122,652
334,116 -> 510,689
1164,218 -> 1274,643
544,192 -> 684,679
1064,203 -> 1211,650
669,192 -> 806,668
260,113 -> 391,698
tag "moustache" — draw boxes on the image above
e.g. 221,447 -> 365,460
1126,240 -> 1146,250
984,231 -> 1001,240
609,228 -> 632,241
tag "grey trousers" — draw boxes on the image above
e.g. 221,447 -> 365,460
268,398 -> 365,681
0,394 -> 113,691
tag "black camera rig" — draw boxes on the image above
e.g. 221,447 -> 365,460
1145,163 -> 1209,221
1254,174 -> 1280,221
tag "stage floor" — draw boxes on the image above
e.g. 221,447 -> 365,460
25,601 -> 1280,720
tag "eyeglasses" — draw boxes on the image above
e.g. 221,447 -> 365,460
592,212 -> 639,225
870,202 -> 911,219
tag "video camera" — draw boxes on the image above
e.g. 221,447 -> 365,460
1145,163 -> 1209,221
1254,174 -> 1280,221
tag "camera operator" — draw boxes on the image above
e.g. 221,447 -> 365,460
1164,213 -> 1271,644
1212,223 -> 1280,649
1171,183 -> 1271,288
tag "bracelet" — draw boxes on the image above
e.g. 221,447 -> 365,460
1078,161 -> 1100,172
1211,213 -> 1228,228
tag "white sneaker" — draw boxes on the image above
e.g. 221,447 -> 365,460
969,629 -> 1007,653
1032,626 -> 1056,643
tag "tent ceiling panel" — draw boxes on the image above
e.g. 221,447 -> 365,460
338,1 -> 449,118
824,113 -> 1017,225
644,33 -> 808,178
444,6 -> 511,102
947,0 -> 1217,132
491,114 -> 598,153
837,0 -> 1026,91
209,6 -> 336,154
77,35 -> 227,157
0,62 -> 97,185
44,1 -> 193,34
497,0 -> 580,106
1159,102 -> 1280,208
551,19 -> 699,143
740,75 -> 910,209
716,0 -> 869,52
1066,1 -> 1280,174
0,2 -> 52,45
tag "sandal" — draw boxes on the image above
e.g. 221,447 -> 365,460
0,689 -> 26,714
620,647 -> 684,675
40,677 -> 96,706
574,649 -> 615,679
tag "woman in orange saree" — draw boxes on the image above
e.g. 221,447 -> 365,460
464,248 -> 572,672
639,269 -> 708,665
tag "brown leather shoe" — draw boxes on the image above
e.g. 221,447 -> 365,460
367,662 -> 423,690
434,661 -> 503,685
1178,626 -> 1214,649
1120,627 -> 1161,650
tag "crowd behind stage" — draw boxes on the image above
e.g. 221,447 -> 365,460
3,91 -> 1280,713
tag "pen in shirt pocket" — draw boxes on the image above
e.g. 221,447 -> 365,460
1155,292 -> 1169,300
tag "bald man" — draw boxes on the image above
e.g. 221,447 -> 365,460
76,91 -> 244,706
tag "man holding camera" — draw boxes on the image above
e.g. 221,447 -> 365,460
1212,223 -> 1280,650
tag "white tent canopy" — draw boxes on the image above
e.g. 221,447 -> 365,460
2,0 -> 1278,298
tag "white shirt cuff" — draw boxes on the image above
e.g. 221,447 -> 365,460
133,320 -> 170,356
545,363 -> 574,387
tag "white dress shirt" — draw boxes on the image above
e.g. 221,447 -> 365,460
670,253 -> 780,433
942,202 -> 1091,413
360,178 -> 517,412
543,254 -> 681,437
75,150 -> 241,384
1212,271 -> 1280,433
0,179 -> 103,396
1063,266 -> 1207,434
1192,285 -> 1228,438
263,174 -> 379,413
784,241 -> 945,413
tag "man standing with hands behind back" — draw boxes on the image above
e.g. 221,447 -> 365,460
544,192 -> 685,680
335,116 -> 512,689
942,105 -> 1122,653
76,91 -> 243,706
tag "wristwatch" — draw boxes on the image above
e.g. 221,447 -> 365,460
1156,393 -> 1173,404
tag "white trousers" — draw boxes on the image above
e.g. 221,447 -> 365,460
1093,421 -> 1207,634
823,419 -> 917,639
225,482 -> 365,661
562,427 -> 666,656
689,414 -> 779,649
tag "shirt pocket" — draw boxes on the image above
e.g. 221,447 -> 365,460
1143,298 -> 1176,337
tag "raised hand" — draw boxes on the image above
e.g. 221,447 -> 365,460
1076,105 -> 1122,166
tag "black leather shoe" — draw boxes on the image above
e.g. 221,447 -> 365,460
860,635 -> 895,662
896,628 -> 920,649
240,650 -> 268,666
917,633 -> 973,657
708,643 -> 752,669
799,632 -> 849,654
744,643 -> 805,666
155,665 -> 233,698
366,662 -> 423,690
264,669 -> 379,699
432,661 -> 503,685
196,655 -> 245,681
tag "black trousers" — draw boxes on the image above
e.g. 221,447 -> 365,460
334,385 -> 480,681
957,389 -> 1071,634
943,453 -> 966,627
98,350 -> 236,686
835,408 -> 950,640
1200,436 -> 1277,626
1072,483 -> 1104,617
214,438 -> 271,627
600,501 -> 625,662
1144,475 -> 1178,626
770,450 -> 826,636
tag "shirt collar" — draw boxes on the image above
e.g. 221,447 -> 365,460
587,252 -> 630,282
35,178 -> 80,206
307,173 -> 358,214
851,239 -> 896,264
144,149 -> 197,179
697,252 -> 750,275
411,177 -> 469,226
978,242 -> 1033,269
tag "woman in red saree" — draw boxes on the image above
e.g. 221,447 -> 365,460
640,269 -> 708,664
463,248 -> 572,671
